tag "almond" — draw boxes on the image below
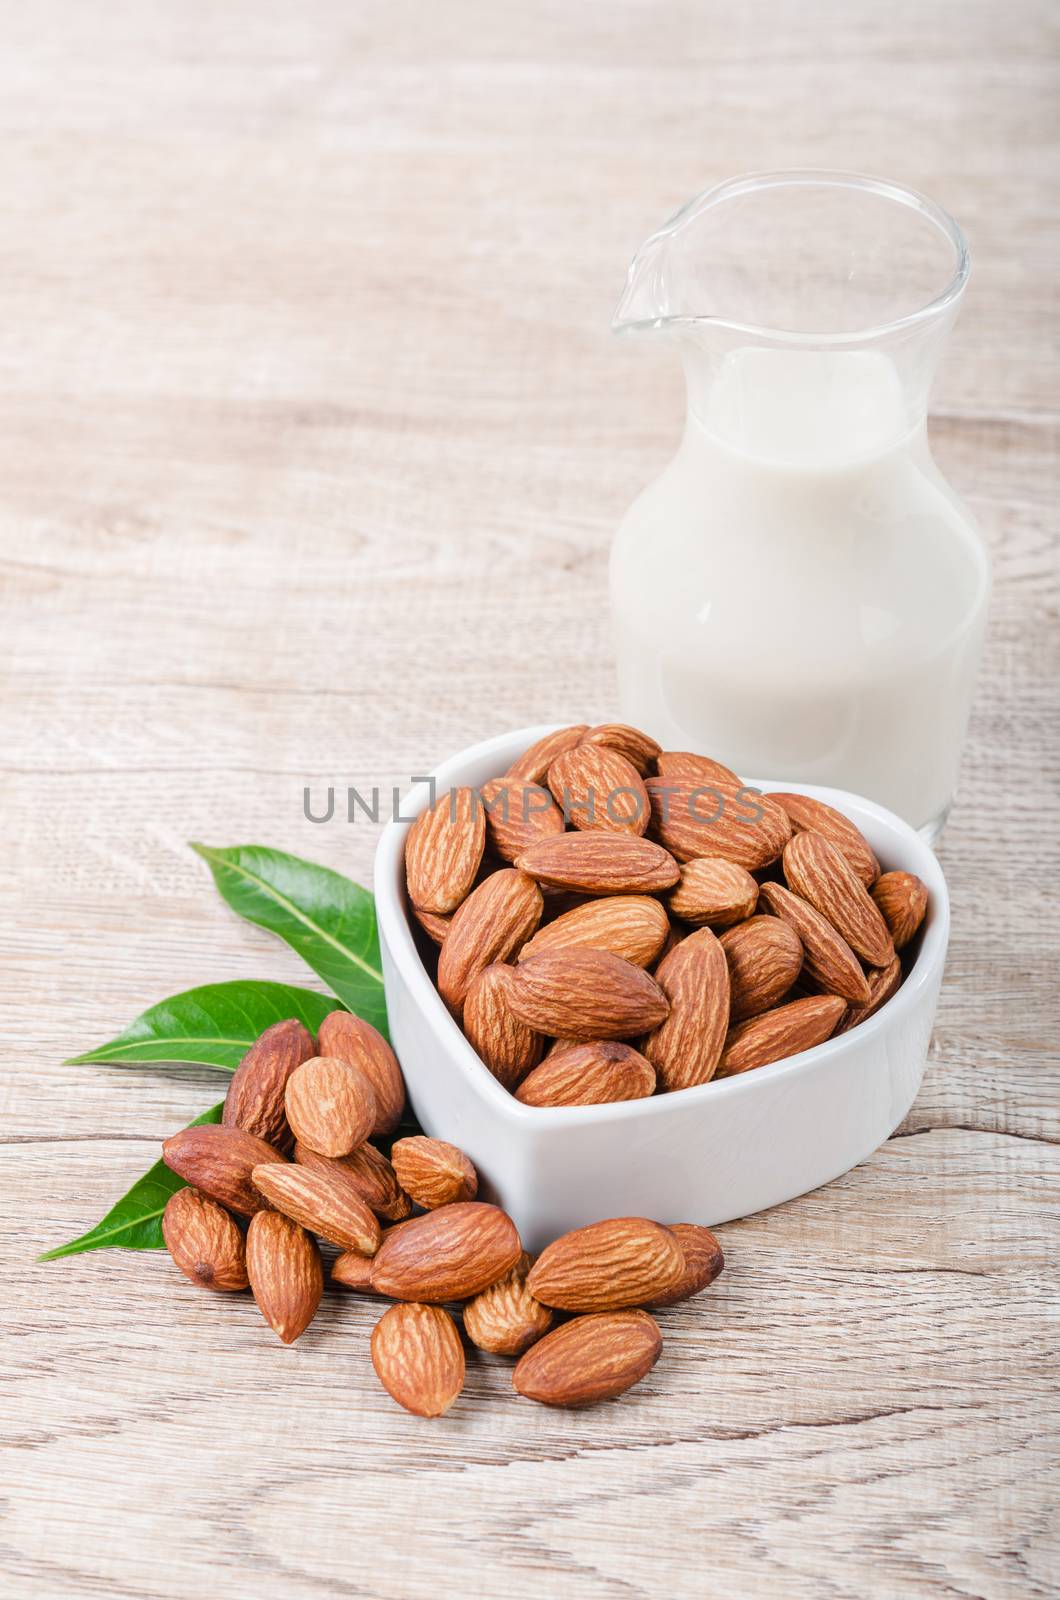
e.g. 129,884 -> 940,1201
666,857 -> 759,929
295,1140 -> 411,1222
370,1302 -> 465,1417
411,904 -> 451,945
835,955 -> 903,1034
513,1310 -> 662,1407
479,778 -> 565,863
507,949 -> 670,1040
161,1188 -> 248,1292
436,868 -> 544,1014
245,1210 -> 322,1344
515,1040 -> 655,1107
330,1250 -> 380,1294
251,1161 -> 381,1254
718,994 -> 847,1076
646,778 -> 791,869
463,1252 -> 554,1355
581,723 -> 661,775
161,1124 -> 286,1218
404,786 -> 486,914
391,1137 -> 478,1209
333,1219 -> 414,1294
515,832 -> 680,895
783,832 -> 895,967
656,751 -> 742,786
527,1217 -> 685,1311
462,963 -> 544,1089
517,894 -> 670,968
316,1011 -> 406,1137
757,881 -> 871,1004
643,928 -> 730,1090
547,743 -> 649,835
507,724 -> 590,784
718,914 -> 805,1021
222,1018 -> 316,1151
769,792 -> 879,887
284,1055 -> 377,1158
369,1202 -> 522,1302
871,871 -> 929,950
646,1224 -> 724,1307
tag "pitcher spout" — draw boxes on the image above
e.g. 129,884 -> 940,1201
612,172 -> 971,442
612,226 -> 682,335
612,170 -> 969,347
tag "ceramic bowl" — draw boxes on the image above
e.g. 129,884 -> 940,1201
373,725 -> 949,1250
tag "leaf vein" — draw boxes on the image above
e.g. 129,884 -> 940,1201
194,844 -> 384,985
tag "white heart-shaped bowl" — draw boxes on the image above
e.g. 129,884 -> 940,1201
373,726 -> 949,1250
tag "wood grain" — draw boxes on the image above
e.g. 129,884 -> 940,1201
1,0 -> 1058,1595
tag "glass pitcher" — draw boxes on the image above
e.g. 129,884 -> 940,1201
610,171 -> 990,840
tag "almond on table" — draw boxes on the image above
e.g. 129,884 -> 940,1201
512,1310 -> 663,1408
527,1217 -> 685,1312
647,1224 -> 725,1307
222,1017 -> 316,1151
462,1252 -> 554,1356
390,1136 -> 478,1209
316,1010 -> 406,1136
331,1249 -> 382,1295
252,1161 -> 381,1255
369,1202 -> 522,1303
284,1055 -> 377,1158
161,1124 -> 287,1218
294,1139 -> 412,1223
370,1302 -> 466,1418
245,1210 -> 323,1345
162,1188 -> 248,1292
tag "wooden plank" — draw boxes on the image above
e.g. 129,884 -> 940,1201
1,0 -> 1057,1594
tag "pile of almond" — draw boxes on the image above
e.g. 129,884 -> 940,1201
160,1014 -> 721,1414
404,723 -> 930,1102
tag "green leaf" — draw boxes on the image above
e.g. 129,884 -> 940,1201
66,979 -> 343,1071
191,843 -> 388,1037
39,1103 -> 224,1260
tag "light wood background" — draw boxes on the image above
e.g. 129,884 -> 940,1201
2,2 -> 1058,1596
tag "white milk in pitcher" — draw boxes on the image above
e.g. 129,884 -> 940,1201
610,347 -> 990,832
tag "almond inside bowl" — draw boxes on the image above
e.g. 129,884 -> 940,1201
373,725 -> 949,1251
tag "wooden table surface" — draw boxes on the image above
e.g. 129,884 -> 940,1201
3,2 -> 1058,1596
